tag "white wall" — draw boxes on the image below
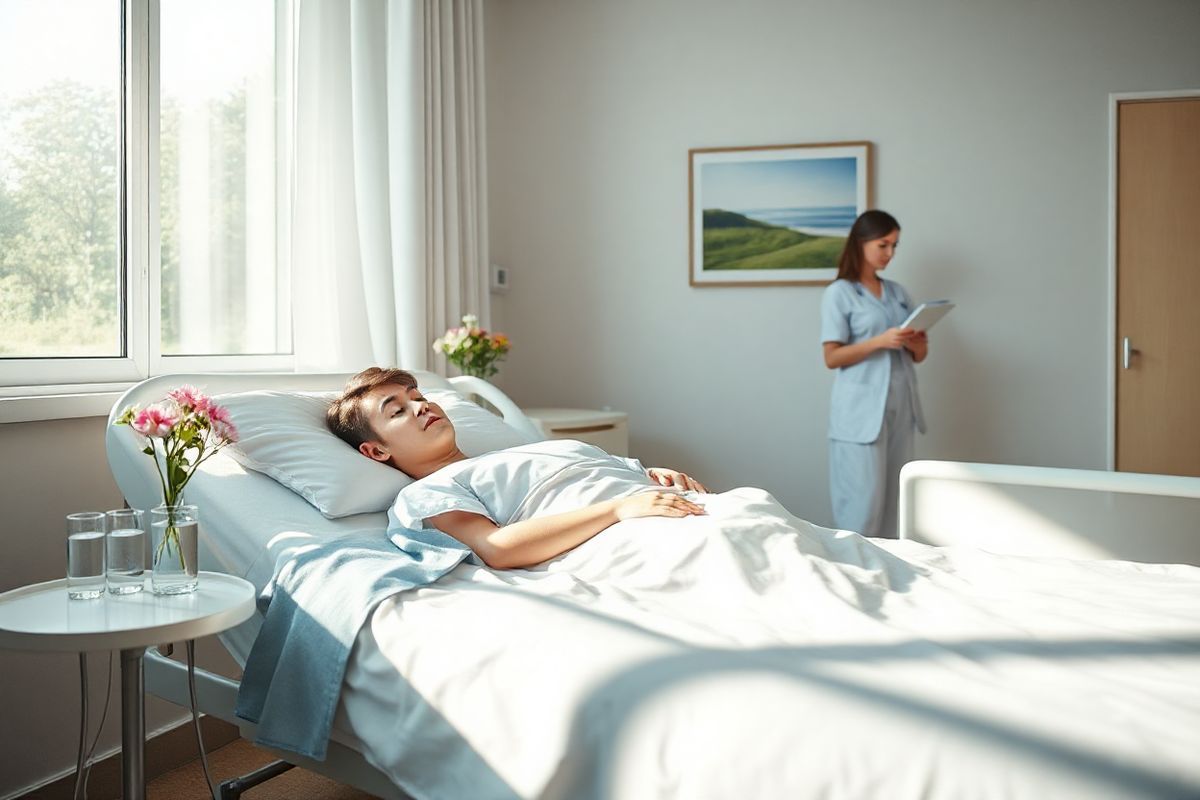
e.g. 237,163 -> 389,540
485,0 -> 1200,524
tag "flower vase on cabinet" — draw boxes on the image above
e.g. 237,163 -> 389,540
150,503 -> 199,595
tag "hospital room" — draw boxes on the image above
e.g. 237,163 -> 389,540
2,0 -> 1199,798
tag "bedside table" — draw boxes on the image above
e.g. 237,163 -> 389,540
0,572 -> 256,800
523,408 -> 630,456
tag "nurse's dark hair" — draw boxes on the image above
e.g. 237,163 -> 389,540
326,367 -> 419,449
836,210 -> 900,282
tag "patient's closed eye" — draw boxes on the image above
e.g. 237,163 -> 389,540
396,396 -> 427,416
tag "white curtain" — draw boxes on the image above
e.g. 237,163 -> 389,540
290,0 -> 489,373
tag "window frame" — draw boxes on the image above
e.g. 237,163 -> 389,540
0,0 -> 294,417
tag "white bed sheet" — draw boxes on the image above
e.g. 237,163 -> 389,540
338,487 -> 1200,800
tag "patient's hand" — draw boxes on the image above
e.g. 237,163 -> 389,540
646,468 -> 710,494
615,491 -> 707,521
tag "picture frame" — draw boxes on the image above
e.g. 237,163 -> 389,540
688,141 -> 872,287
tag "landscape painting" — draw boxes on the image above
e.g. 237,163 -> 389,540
689,142 -> 871,286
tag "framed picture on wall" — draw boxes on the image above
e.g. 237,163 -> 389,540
688,141 -> 872,287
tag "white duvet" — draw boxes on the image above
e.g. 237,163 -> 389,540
337,487 -> 1200,800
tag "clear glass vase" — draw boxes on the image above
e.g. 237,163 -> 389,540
150,503 -> 199,595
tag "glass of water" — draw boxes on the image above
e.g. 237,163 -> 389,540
105,508 -> 145,594
66,512 -> 106,599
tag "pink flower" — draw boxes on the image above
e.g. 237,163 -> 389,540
167,384 -> 215,415
212,419 -> 239,443
131,403 -> 181,438
113,385 -> 241,513
207,402 -> 229,423
206,403 -> 238,443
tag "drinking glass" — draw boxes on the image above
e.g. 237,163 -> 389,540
105,508 -> 145,594
66,512 -> 106,599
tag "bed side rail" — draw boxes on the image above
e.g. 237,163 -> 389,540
145,648 -> 243,727
447,375 -> 543,441
898,460 -> 1200,565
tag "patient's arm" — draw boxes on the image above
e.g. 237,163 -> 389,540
430,492 -> 707,570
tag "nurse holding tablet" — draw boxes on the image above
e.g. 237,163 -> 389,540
819,210 -> 928,538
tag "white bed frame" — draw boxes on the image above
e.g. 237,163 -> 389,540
899,459 -> 1200,566
104,371 -> 539,800
105,374 -> 1200,797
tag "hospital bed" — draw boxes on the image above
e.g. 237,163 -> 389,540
105,372 -> 1200,800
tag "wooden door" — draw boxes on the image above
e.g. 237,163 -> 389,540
1116,97 -> 1200,476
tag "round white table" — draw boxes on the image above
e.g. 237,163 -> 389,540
0,572 -> 256,800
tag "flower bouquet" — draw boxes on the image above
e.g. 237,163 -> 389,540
113,386 -> 238,593
432,313 -> 511,379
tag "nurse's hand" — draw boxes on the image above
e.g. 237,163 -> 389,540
875,327 -> 917,350
904,330 -> 929,362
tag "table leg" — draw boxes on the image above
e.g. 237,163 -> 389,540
73,654 -> 90,800
120,647 -> 146,800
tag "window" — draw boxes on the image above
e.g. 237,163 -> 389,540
0,1 -> 122,361
0,0 -> 292,392
159,0 -> 290,358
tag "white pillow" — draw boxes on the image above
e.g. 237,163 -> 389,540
217,387 -> 535,519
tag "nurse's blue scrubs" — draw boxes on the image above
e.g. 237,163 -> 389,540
819,278 -> 926,538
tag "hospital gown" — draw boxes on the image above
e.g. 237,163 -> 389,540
388,439 -> 659,537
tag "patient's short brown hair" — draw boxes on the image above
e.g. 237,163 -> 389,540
326,367 -> 418,448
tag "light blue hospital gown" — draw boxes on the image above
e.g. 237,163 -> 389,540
388,439 -> 657,556
819,278 -> 926,538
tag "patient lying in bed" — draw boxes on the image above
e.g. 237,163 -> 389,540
226,366 -> 1200,799
327,367 -> 711,569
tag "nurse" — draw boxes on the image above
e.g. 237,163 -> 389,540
819,210 -> 927,538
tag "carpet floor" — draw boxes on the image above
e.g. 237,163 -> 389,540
110,738 -> 380,799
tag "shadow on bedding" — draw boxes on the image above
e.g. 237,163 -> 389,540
541,635 -> 1200,800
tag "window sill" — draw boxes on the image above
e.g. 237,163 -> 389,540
0,383 -> 134,424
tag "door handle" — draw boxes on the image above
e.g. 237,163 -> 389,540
1122,336 -> 1140,369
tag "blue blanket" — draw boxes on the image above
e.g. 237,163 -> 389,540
234,528 -> 471,759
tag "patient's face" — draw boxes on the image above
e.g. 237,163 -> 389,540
358,383 -> 457,475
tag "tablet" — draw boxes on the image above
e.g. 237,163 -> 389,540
901,300 -> 954,331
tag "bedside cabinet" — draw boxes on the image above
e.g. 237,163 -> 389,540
522,408 -> 630,456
